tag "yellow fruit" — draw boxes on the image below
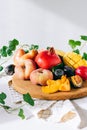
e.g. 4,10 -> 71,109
41,75 -> 71,94
63,52 -> 87,69
42,80 -> 61,94
55,49 -> 65,57
59,78 -> 71,91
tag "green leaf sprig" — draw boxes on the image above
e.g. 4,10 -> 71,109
0,39 -> 19,74
0,92 -> 11,112
68,40 -> 81,49
0,39 -> 19,72
0,39 -> 19,57
0,92 -> 34,120
68,35 -> 87,60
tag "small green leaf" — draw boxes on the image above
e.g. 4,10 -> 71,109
0,46 -> 8,57
73,49 -> 80,54
24,50 -> 29,53
81,35 -> 87,41
9,44 -> 16,51
23,93 -> 34,106
82,52 -> 87,60
69,39 -> 81,49
0,92 -> 7,104
0,66 -> 3,71
0,98 -> 5,104
9,39 -> 19,51
3,105 -> 11,109
75,41 -> 81,46
12,39 -> 19,45
29,44 -> 39,50
18,108 -> 25,119
9,39 -> 19,46
47,47 -> 51,50
68,40 -> 76,49
6,48 -> 12,56
0,92 -> 7,100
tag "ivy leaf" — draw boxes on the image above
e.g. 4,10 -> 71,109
0,92 -> 6,100
3,105 -> 11,109
18,108 -> 25,119
0,92 -> 7,104
0,39 -> 19,57
73,49 -> 80,54
29,44 -> 39,50
82,52 -> 87,60
8,39 -> 19,51
0,46 -> 7,57
81,35 -> 87,41
0,98 -> 5,104
75,41 -> 81,46
68,40 -> 81,49
6,48 -> 13,56
0,66 -> 3,71
47,46 -> 51,50
68,40 -> 75,49
23,93 -> 34,106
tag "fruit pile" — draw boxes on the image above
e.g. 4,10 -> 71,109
5,47 -> 87,94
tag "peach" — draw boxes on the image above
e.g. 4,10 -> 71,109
30,68 -> 53,85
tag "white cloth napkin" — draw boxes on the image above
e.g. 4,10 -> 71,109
8,86 -> 78,122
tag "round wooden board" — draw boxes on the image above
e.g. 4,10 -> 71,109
12,75 -> 87,100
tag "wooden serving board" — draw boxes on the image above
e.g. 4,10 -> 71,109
12,75 -> 87,100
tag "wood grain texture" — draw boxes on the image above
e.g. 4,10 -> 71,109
12,75 -> 87,100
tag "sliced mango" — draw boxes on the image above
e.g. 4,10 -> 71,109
63,52 -> 87,69
41,75 -> 71,94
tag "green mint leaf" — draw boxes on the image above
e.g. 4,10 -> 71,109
81,35 -> 87,41
0,66 -> 3,71
29,44 -> 39,50
73,49 -> 80,54
23,93 -> 34,106
18,108 -> 25,119
68,40 -> 76,49
82,52 -> 87,60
